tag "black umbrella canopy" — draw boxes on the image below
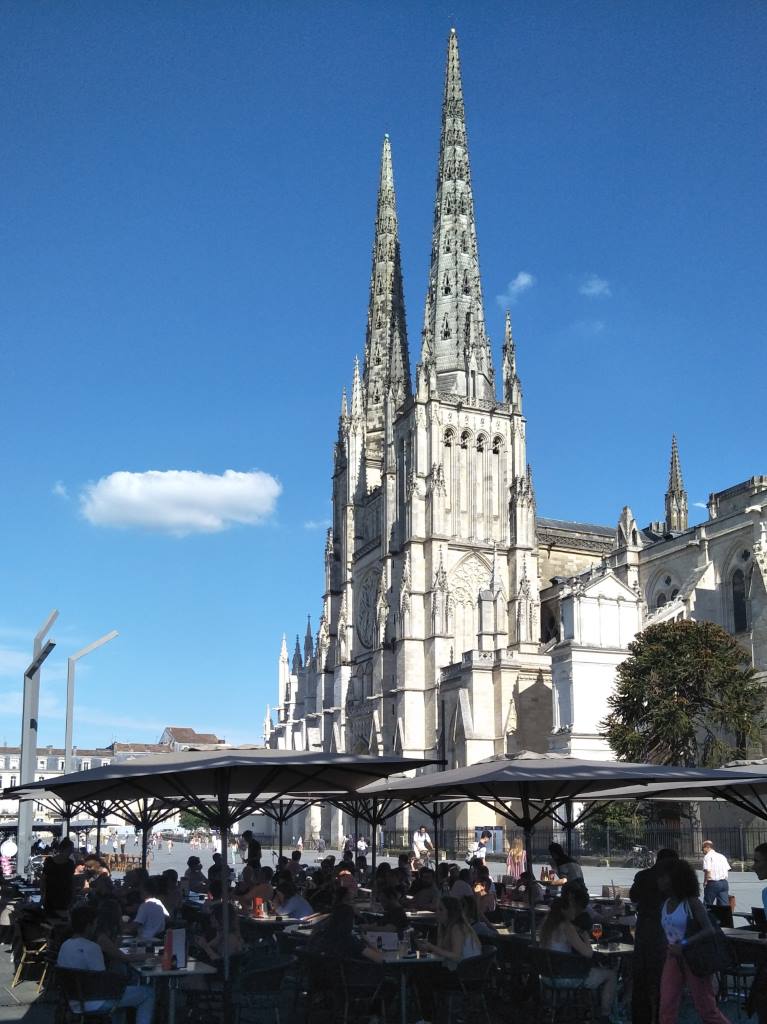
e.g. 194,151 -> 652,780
358,750 -> 756,828
3,748 -> 438,825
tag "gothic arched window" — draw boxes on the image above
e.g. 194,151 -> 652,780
462,270 -> 470,295
444,430 -> 454,448
442,315 -> 451,339
476,435 -> 486,453
443,272 -> 451,296
461,232 -> 468,253
656,593 -> 667,609
492,436 -> 503,455
732,568 -> 748,633
460,431 -> 470,450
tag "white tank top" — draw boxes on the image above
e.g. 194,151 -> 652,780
661,899 -> 688,943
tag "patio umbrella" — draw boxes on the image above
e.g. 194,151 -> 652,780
4,746 -> 438,994
359,750 -> 751,937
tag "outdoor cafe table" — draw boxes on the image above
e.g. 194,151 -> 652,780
240,914 -> 302,931
721,928 -> 767,949
133,959 -> 218,1024
380,950 -> 445,1024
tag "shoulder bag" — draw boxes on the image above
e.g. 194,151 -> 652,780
681,900 -> 736,977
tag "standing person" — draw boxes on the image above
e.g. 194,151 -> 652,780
413,825 -> 434,865
548,842 -> 584,885
296,835 -> 303,852
506,836 -> 526,880
468,830 -> 492,867
356,835 -> 368,857
167,838 -> 173,856
41,838 -> 76,915
658,858 -> 730,1024
701,840 -> 730,907
630,848 -> 678,1024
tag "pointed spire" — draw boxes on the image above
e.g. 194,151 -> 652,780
363,136 -> 411,453
280,634 -> 288,662
303,615 -> 313,665
351,355 -> 363,423
502,310 -> 522,411
292,634 -> 302,674
341,387 -> 348,420
665,435 -> 688,533
420,29 -> 494,403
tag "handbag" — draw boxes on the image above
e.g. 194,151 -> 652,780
681,901 -> 737,977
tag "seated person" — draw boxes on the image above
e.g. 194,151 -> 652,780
207,853 -> 234,886
374,887 -> 408,932
417,896 -> 481,962
58,905 -> 155,1024
238,866 -> 275,912
273,880 -> 313,919
196,903 -> 244,965
372,861 -> 393,898
508,870 -> 544,904
449,868 -> 475,899
461,894 -> 497,938
538,893 -> 617,1024
160,869 -> 183,917
184,856 -> 208,893
286,850 -> 303,879
473,876 -> 497,918
124,876 -> 169,941
409,868 -> 440,910
121,868 -> 149,917
93,899 -> 148,966
309,902 -> 383,962
335,863 -> 358,897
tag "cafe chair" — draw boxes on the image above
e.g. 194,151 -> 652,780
708,905 -> 734,929
54,968 -> 127,1024
11,917 -> 49,989
236,952 -> 297,1023
719,944 -> 756,1021
528,947 -> 596,1024
435,948 -> 497,1024
339,958 -> 389,1024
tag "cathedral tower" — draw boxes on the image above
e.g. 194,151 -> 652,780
363,136 -> 410,474
421,28 -> 495,402
665,435 -> 688,533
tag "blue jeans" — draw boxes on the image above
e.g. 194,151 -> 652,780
102,986 -> 155,1024
704,879 -> 729,906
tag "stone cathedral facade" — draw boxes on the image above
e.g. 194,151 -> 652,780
264,32 -> 767,836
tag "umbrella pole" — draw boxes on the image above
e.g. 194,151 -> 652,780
141,825 -> 149,870
95,802 -> 102,856
565,800 -> 574,858
278,801 -> 284,860
370,799 -> 378,873
431,805 -> 440,866
524,826 -> 536,941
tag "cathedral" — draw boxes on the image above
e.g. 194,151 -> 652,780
264,32 -> 767,837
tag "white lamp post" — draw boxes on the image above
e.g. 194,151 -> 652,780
18,610 -> 59,872
65,631 -> 119,774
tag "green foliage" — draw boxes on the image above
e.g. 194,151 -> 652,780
178,810 -> 207,830
602,619 -> 764,767
582,800 -> 650,851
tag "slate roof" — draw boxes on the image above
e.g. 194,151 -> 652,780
537,517 -> 615,538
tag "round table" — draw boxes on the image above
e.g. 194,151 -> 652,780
380,951 -> 444,1024
135,959 -> 218,1024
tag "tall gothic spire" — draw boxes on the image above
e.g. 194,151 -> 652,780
420,29 -> 494,403
502,310 -> 522,411
363,136 -> 411,457
665,435 -> 688,533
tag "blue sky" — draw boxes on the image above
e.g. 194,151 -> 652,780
1,1 -> 765,749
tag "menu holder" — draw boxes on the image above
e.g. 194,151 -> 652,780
162,928 -> 187,970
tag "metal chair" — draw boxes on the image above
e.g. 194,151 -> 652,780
11,916 -> 49,989
528,946 -> 596,1024
435,947 -> 497,1024
719,941 -> 757,1021
54,968 -> 127,1024
236,952 -> 297,1023
339,957 -> 389,1024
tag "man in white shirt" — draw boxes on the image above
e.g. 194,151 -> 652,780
412,826 -> 433,864
702,839 -> 731,906
58,906 -> 155,1024
124,877 -> 170,940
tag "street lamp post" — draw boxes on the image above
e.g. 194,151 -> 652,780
18,610 -> 59,873
65,631 -> 118,774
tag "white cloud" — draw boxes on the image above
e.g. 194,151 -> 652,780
579,275 -> 612,298
496,271 -> 536,307
0,687 -> 166,735
0,648 -> 31,678
304,519 -> 332,531
693,501 -> 708,509
80,469 -> 282,536
52,481 -> 69,499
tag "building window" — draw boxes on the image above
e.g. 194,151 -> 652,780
81,760 -> 90,771
732,568 -> 748,633
37,758 -> 46,770
59,760 -> 65,771
10,758 -> 19,770
671,589 -> 679,600
656,593 -> 667,609
10,775 -> 16,787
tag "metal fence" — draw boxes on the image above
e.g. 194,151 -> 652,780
381,823 -> 767,867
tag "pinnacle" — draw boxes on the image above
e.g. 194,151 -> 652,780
668,434 -> 685,493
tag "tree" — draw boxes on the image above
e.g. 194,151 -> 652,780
179,810 -> 207,830
602,619 -> 765,767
